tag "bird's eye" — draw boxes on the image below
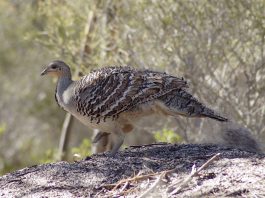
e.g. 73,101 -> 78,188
51,65 -> 57,69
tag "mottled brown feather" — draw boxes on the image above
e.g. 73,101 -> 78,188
73,66 -> 188,122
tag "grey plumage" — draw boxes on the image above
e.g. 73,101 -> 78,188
41,60 -> 227,155
159,89 -> 227,121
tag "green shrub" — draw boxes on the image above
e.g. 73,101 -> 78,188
154,128 -> 182,143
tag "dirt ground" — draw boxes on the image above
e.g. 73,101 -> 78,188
0,143 -> 265,197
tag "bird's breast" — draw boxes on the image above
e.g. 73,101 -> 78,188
71,112 -> 117,132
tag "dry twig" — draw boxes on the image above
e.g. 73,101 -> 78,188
101,167 -> 177,197
101,172 -> 161,189
138,172 -> 166,198
98,153 -> 221,197
168,153 -> 221,196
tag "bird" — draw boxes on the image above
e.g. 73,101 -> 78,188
41,60 -> 228,156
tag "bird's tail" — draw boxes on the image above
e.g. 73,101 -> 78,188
158,89 -> 228,122
201,107 -> 228,122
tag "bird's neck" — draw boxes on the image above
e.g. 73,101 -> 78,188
56,75 -> 73,96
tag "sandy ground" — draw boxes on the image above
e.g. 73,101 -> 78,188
0,143 -> 264,197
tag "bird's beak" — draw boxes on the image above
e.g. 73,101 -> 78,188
41,68 -> 48,76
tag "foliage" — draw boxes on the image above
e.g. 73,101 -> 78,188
38,149 -> 58,164
0,1 -> 61,175
0,0 -> 265,175
71,138 -> 91,158
0,123 -> 6,137
154,128 -> 182,143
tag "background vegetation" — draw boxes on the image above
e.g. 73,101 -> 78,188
0,0 -> 264,175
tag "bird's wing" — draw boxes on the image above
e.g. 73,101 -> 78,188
73,67 -> 188,121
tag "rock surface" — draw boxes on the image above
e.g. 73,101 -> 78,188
0,143 -> 264,197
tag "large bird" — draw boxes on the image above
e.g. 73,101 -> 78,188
41,60 -> 227,156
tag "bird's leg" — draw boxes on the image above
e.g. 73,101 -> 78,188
91,130 -> 112,154
108,132 -> 125,157
92,131 -> 110,143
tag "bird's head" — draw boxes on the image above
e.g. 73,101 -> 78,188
41,60 -> 71,78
